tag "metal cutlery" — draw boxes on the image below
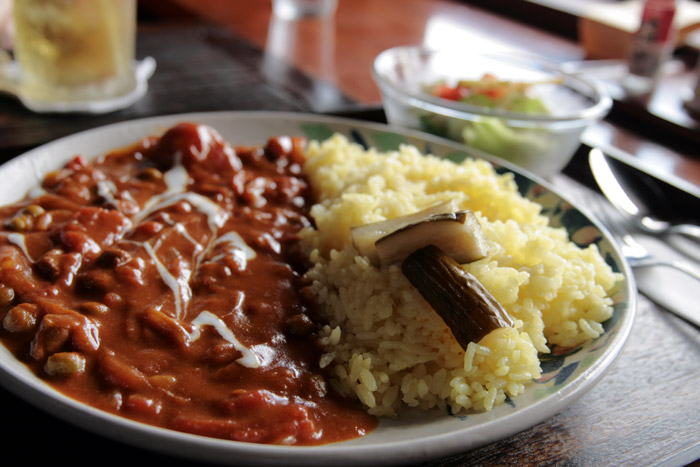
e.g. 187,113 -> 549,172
581,189 -> 700,327
589,148 -> 700,242
587,192 -> 700,282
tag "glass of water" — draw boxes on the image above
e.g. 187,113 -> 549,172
11,0 -> 137,103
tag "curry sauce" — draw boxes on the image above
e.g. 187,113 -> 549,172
0,123 -> 376,445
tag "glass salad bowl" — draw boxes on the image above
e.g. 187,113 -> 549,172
372,46 -> 612,178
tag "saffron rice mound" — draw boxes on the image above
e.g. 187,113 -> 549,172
300,134 -> 620,416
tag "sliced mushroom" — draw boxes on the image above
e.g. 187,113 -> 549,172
401,245 -> 513,349
375,210 -> 488,268
350,200 -> 458,266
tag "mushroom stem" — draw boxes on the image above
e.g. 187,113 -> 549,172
401,245 -> 513,349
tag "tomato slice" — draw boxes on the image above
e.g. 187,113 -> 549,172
431,83 -> 462,101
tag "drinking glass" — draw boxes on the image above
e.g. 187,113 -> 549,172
10,0 -> 137,103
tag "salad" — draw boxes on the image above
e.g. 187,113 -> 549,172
426,73 -> 552,114
420,74 -> 558,169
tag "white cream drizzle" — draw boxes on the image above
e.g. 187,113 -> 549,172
137,192 -> 228,232
6,232 -> 33,262
188,310 -> 260,368
121,190 -> 137,206
209,231 -> 256,269
250,343 -> 276,368
163,164 -> 189,194
194,125 -> 213,160
231,291 -> 245,315
223,144 -> 242,171
135,157 -> 227,233
143,242 -> 192,320
97,180 -> 119,206
174,223 -> 203,253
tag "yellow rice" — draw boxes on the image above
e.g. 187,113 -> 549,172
300,134 -> 619,416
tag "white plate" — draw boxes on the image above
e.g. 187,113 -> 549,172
0,111 -> 636,466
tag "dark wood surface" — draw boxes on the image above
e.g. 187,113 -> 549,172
0,22 -> 358,161
1,2 -> 699,466
158,0 -> 700,190
432,294 -> 700,466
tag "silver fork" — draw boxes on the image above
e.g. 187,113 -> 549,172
586,191 -> 700,282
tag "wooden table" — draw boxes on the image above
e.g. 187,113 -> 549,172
153,0 -> 700,190
1,1 -> 699,465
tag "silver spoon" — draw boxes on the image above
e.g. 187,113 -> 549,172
589,148 -> 700,241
